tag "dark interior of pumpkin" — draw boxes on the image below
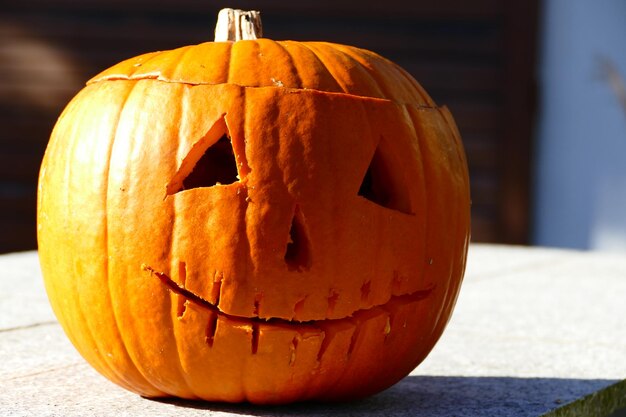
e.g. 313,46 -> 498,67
358,144 -> 413,215
181,134 -> 239,190
285,206 -> 311,271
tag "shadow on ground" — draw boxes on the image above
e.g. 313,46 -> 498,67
150,375 -> 624,416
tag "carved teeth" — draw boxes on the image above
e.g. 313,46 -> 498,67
205,312 -> 218,347
289,336 -> 299,366
143,264 -> 434,327
251,323 -> 260,354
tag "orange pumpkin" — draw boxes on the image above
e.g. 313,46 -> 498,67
37,9 -> 470,404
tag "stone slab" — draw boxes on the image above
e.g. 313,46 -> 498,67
0,251 -> 56,331
1,245 -> 625,416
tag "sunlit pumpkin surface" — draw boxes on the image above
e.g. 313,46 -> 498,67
37,36 -> 470,403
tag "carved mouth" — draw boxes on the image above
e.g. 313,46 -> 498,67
142,264 -> 434,327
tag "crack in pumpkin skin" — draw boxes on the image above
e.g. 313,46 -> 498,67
87,39 -> 436,107
141,264 -> 434,327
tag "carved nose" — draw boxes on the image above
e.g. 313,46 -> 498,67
284,205 -> 311,272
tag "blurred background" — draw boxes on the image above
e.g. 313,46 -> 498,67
1,0 -> 624,253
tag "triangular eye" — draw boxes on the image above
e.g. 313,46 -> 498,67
167,117 -> 240,195
358,144 -> 413,215
181,134 -> 238,190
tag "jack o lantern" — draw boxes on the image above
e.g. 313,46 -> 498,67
37,9 -> 470,404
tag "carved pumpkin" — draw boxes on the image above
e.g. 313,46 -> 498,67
37,9 -> 470,404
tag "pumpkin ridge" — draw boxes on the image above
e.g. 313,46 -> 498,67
142,264 -> 434,326
164,90 -> 201,398
57,94 -> 117,384
400,105 -> 430,284
102,80 -> 166,395
272,39 -> 304,88
168,45 -> 196,83
297,42 -> 351,94
331,44 -> 415,106
394,62 -> 434,105
332,43 -> 435,106
405,104 -> 468,336
125,50 -> 168,79
282,40 -> 344,92
317,42 -> 392,100
225,41 -> 234,85
433,107 -> 470,334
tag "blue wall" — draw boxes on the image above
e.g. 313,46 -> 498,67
535,0 -> 626,250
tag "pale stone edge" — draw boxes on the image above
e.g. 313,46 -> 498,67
544,379 -> 626,417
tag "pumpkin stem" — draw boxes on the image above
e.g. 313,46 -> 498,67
214,8 -> 262,42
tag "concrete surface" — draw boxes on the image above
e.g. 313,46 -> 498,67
1,245 -> 625,416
